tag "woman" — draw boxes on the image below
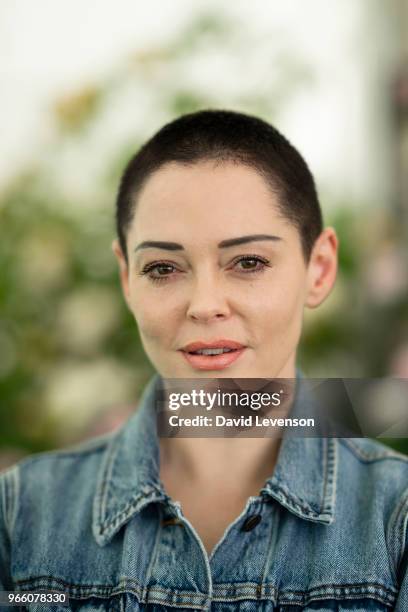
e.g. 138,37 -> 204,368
1,110 -> 407,611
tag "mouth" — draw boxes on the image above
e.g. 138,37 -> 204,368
179,340 -> 246,371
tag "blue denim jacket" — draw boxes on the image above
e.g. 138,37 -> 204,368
1,373 -> 408,611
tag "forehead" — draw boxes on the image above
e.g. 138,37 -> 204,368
129,161 -> 288,239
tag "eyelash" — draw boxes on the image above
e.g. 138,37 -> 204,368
139,255 -> 271,284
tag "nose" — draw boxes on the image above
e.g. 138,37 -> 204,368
186,272 -> 231,323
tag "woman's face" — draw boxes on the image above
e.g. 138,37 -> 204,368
113,161 -> 337,378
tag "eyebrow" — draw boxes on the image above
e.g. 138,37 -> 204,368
134,234 -> 282,252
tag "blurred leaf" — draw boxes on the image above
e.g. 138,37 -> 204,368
53,85 -> 103,132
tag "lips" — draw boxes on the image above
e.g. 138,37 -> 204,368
179,339 -> 246,371
181,339 -> 245,353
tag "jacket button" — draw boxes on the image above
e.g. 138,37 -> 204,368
161,516 -> 183,527
241,514 -> 262,532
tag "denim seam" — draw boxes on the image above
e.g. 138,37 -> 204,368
143,504 -> 167,597
213,581 -> 276,595
144,587 -> 209,606
265,484 -> 331,522
172,506 -> 213,600
399,499 -> 408,578
264,440 -> 335,523
386,486 -> 408,584
269,482 -> 318,514
12,577 -> 397,606
260,503 -> 279,593
2,466 -> 19,537
211,580 -> 396,593
94,426 -> 163,544
340,439 -> 408,464
93,430 -> 123,543
102,492 -> 162,533
13,579 -> 209,607
321,438 -> 337,516
0,472 -> 8,532
396,489 -> 408,581
100,437 -> 120,525
142,597 -> 207,610
143,585 -> 208,606
277,591 -> 394,607
273,581 -> 396,606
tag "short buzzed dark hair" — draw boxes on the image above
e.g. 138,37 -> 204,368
115,109 -> 323,262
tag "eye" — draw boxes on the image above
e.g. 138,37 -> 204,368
232,255 -> 270,274
139,261 -> 180,283
139,255 -> 270,284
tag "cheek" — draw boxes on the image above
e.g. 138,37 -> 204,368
128,287 -> 182,341
254,274 -> 306,331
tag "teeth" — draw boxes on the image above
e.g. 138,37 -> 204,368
192,347 -> 234,355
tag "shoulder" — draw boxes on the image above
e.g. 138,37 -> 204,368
337,437 -> 408,493
1,430 -> 113,474
0,432 -> 116,519
337,438 -> 408,524
337,438 -> 408,571
339,437 -> 408,464
337,438 -> 408,493
0,430 -> 122,573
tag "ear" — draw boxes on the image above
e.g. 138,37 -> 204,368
305,227 -> 338,309
111,239 -> 131,308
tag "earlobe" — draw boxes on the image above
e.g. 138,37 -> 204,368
305,228 -> 338,309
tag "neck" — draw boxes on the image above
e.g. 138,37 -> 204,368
160,436 -> 281,496
159,357 -> 298,495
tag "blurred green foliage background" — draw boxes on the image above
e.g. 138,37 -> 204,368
0,8 -> 407,467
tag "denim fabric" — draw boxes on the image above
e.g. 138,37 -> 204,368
1,373 -> 408,611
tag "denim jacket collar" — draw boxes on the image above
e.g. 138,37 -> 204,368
93,374 -> 337,546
